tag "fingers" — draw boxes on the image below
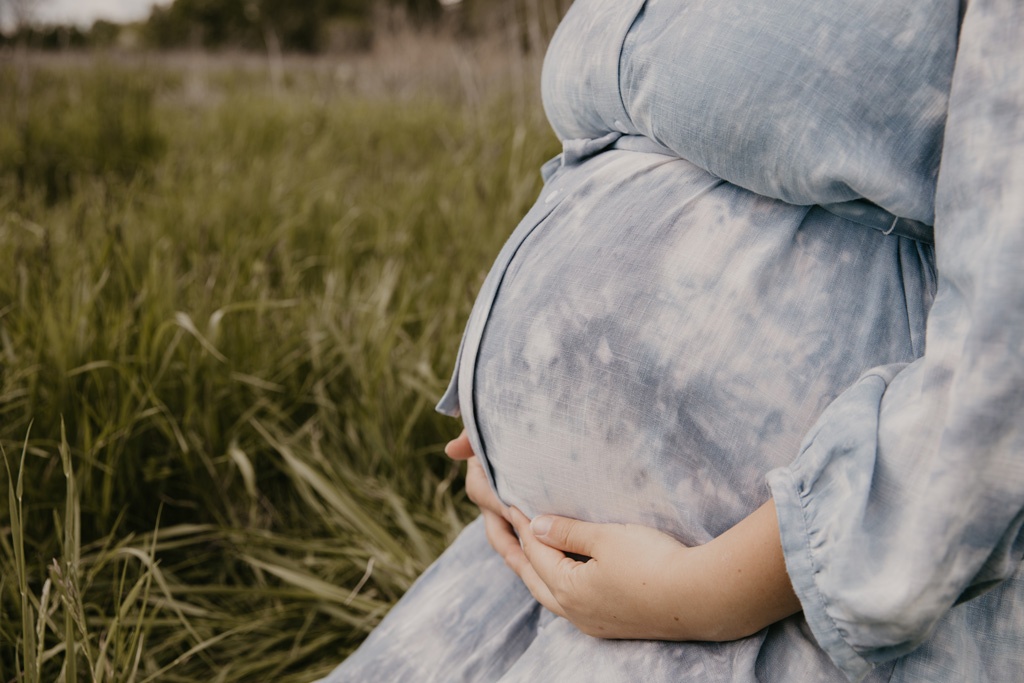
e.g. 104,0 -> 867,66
480,508 -> 565,617
499,513 -> 568,618
465,456 -> 510,520
444,430 -> 475,460
446,432 -> 508,520
510,507 -> 585,602
447,441 -> 579,622
509,550 -> 568,619
482,507 -> 522,562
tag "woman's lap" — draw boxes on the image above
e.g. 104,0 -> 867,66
318,516 -> 872,682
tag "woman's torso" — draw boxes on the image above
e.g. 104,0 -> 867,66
433,1 -> 995,680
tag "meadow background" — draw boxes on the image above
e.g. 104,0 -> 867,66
0,2 -> 565,679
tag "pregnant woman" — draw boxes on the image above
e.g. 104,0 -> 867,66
320,0 -> 1024,680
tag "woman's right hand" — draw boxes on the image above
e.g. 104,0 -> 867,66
445,431 -> 523,564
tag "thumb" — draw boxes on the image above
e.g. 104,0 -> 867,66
531,515 -> 601,558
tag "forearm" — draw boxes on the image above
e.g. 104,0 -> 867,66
671,499 -> 801,641
505,493 -> 801,643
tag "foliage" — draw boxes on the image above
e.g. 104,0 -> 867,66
0,43 -> 558,681
0,0 -> 573,54
0,65 -> 166,204
144,0 -> 389,52
0,24 -> 90,49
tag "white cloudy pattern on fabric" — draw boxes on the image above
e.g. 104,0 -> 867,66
321,0 -> 1024,681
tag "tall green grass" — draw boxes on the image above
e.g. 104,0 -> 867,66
0,40 -> 558,681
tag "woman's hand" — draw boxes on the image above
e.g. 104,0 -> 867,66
506,502 -> 802,642
444,431 -> 522,563
506,508 -> 701,640
444,431 -> 801,641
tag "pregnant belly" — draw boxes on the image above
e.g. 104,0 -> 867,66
464,150 -> 934,544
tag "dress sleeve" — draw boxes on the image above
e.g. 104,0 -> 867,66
765,0 -> 1024,679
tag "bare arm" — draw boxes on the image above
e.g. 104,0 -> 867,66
680,500 -> 801,640
446,430 -> 800,641
506,500 -> 800,642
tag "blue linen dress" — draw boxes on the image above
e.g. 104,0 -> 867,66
319,0 -> 1024,680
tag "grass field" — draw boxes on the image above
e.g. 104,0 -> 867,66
0,35 -> 559,682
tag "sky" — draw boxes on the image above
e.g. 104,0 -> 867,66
28,0 -> 173,27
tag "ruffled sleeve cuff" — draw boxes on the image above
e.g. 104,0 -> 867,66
766,368 -> 905,682
767,465 -> 874,682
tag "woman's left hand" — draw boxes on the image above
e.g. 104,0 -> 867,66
504,508 -> 704,640
503,502 -> 801,642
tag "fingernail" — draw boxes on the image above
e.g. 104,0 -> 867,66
443,441 -> 454,456
531,516 -> 552,537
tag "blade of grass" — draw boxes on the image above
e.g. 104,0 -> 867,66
58,420 -> 80,683
3,424 -> 38,683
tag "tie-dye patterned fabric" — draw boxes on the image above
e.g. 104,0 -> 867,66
318,0 -> 1024,680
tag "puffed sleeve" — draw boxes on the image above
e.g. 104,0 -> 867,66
766,0 -> 1024,680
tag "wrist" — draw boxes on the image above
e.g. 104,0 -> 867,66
663,541 -> 740,641
664,501 -> 802,642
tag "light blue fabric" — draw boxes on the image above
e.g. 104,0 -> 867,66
320,0 -> 1024,680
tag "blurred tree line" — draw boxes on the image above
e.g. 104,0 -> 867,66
0,0 -> 572,53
